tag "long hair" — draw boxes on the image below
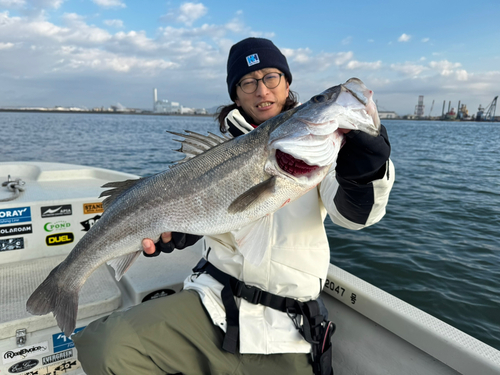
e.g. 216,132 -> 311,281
215,90 -> 299,133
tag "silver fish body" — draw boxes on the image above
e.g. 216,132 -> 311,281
26,78 -> 381,336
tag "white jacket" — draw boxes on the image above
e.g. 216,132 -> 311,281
184,109 -> 395,354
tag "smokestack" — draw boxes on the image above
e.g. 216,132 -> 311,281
442,100 -> 446,116
448,101 -> 451,113
153,88 -> 158,104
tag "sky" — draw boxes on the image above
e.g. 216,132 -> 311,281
1,0 -> 499,116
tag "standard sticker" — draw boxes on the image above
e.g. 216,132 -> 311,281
41,205 -> 72,218
0,237 -> 24,252
83,202 -> 103,214
44,221 -> 71,233
45,233 -> 74,246
52,327 -> 85,353
8,358 -> 39,373
0,224 -> 32,238
2,341 -> 49,364
80,215 -> 101,231
42,349 -> 73,366
0,207 -> 31,225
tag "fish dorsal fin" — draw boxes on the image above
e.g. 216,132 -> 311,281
107,250 -> 142,280
168,130 -> 233,167
232,215 -> 272,266
228,176 -> 276,214
99,178 -> 145,211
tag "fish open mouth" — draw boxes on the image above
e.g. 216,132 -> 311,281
275,149 -> 320,177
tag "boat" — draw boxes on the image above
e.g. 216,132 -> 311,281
1,161 -> 499,375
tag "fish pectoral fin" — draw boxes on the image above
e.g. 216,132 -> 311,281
100,178 -> 146,211
232,215 -> 272,266
107,250 -> 142,281
228,176 -> 277,214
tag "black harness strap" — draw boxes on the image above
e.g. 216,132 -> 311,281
192,258 -> 335,375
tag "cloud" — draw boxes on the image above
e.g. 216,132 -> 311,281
0,0 -> 26,7
92,0 -> 126,9
421,37 -> 429,43
346,60 -> 382,70
163,2 -> 208,27
390,62 -> 427,77
104,19 -> 124,28
341,36 -> 352,45
0,42 -> 15,49
398,33 -> 411,42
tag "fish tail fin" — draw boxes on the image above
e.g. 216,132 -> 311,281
26,265 -> 79,337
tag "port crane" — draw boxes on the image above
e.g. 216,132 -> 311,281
483,96 -> 498,121
428,100 -> 435,117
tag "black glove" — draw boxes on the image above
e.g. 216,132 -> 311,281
143,232 -> 202,257
335,124 -> 391,184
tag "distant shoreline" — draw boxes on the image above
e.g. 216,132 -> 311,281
1,108 -> 498,122
0,108 -> 214,117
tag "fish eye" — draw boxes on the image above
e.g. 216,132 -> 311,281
311,95 -> 327,103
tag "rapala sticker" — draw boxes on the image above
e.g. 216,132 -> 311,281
0,207 -> 31,225
52,327 -> 85,353
0,237 -> 24,252
44,221 -> 71,233
83,202 -> 103,214
8,359 -> 39,373
40,205 -> 72,218
0,224 -> 32,238
45,233 -> 74,246
80,215 -> 101,231
2,341 -> 49,364
42,349 -> 73,366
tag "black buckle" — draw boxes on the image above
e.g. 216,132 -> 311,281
235,282 -> 262,304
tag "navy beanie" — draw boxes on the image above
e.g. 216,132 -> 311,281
226,37 -> 292,101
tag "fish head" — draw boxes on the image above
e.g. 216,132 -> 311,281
265,78 -> 381,185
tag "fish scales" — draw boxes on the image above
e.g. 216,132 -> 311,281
26,78 -> 381,336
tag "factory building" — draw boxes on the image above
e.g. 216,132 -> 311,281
153,88 -> 206,114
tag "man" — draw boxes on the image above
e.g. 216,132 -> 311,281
74,37 -> 394,375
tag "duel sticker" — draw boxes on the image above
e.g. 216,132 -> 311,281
46,232 -> 74,246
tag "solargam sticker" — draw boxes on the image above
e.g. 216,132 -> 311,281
0,224 -> 32,238
0,237 -> 24,252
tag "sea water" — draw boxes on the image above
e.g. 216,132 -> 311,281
1,111 -> 499,350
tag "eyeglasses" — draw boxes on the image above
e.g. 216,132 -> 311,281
236,72 -> 284,94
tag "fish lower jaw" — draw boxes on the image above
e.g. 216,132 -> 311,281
267,149 -> 323,181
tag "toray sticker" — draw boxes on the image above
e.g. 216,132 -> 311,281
0,207 -> 31,225
2,341 -> 49,364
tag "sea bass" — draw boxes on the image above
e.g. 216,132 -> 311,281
27,78 -> 381,336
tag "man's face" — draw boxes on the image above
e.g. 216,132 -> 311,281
234,68 -> 290,125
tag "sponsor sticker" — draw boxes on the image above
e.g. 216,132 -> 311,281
42,349 -> 73,366
0,224 -> 32,238
44,221 -> 71,233
246,53 -> 260,66
47,359 -> 80,374
80,215 -> 101,232
52,327 -> 85,353
0,237 -> 24,252
45,233 -> 74,246
2,341 -> 49,364
0,207 -> 31,225
41,205 -> 72,218
8,359 -> 39,373
83,202 -> 103,214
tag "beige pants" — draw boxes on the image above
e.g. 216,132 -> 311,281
73,290 -> 313,375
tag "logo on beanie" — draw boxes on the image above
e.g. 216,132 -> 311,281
246,54 -> 260,66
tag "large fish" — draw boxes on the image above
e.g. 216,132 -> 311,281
27,78 -> 381,336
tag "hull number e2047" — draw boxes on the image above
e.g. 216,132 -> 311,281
324,279 -> 357,305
